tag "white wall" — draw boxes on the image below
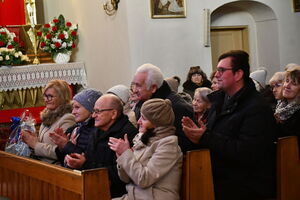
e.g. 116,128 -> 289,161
42,0 -> 300,91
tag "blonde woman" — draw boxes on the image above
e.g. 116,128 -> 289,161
22,79 -> 75,163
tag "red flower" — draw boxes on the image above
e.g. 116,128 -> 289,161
54,42 -> 61,48
52,26 -> 58,32
7,45 -> 13,49
53,19 -> 59,23
71,31 -> 77,37
58,33 -> 65,39
19,41 -> 25,47
0,32 -> 6,35
44,24 -> 50,28
40,41 -> 46,48
72,43 -> 76,48
37,31 -> 42,37
46,33 -> 52,39
66,22 -> 72,27
0,41 -> 4,46
13,37 -> 19,43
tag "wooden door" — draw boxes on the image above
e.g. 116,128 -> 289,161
210,26 -> 249,71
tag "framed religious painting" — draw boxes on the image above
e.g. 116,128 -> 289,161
150,0 -> 186,18
293,0 -> 300,12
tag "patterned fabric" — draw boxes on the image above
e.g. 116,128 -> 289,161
275,99 -> 300,121
0,62 -> 87,91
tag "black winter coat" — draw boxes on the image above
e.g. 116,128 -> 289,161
200,80 -> 277,200
55,118 -> 97,165
82,114 -> 138,198
183,79 -> 212,98
134,81 -> 197,153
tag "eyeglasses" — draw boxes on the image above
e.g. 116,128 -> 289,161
92,108 -> 113,115
43,94 -> 56,101
271,83 -> 282,89
216,67 -> 233,74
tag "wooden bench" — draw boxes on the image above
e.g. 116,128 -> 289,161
0,151 -> 111,200
182,149 -> 215,200
0,149 -> 215,200
277,136 -> 300,200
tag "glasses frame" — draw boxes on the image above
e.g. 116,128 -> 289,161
216,67 -> 234,75
43,94 -> 56,101
92,108 -> 114,115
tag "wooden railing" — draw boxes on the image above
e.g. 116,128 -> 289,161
0,151 -> 111,200
182,149 -> 215,200
277,136 -> 300,200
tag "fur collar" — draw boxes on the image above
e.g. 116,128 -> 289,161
40,104 -> 72,127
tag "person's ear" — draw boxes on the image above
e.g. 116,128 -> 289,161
234,69 -> 244,82
150,85 -> 158,94
111,110 -> 118,120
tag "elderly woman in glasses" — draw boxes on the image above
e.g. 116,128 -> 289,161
274,68 -> 300,137
22,79 -> 76,163
269,71 -> 286,101
49,88 -> 102,165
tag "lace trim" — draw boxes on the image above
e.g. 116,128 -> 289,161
0,62 -> 87,91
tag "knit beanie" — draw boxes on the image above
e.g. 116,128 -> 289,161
250,69 -> 267,88
106,84 -> 130,104
73,88 -> 102,112
165,77 -> 179,93
141,98 -> 175,127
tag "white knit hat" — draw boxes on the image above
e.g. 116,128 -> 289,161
250,69 -> 267,88
106,85 -> 130,104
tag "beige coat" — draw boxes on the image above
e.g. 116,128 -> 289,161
34,113 -> 75,163
115,126 -> 182,200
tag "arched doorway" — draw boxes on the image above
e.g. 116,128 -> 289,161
210,1 -> 279,80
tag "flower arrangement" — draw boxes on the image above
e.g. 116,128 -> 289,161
0,27 -> 23,50
0,47 -> 30,66
37,14 -> 78,55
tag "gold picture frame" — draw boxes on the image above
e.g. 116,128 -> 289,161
150,0 -> 186,19
293,0 -> 300,12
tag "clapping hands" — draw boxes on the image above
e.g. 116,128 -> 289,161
108,134 -> 130,157
182,116 -> 207,144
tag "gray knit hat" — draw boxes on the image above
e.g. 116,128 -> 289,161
141,98 -> 175,127
73,88 -> 102,112
106,84 -> 130,104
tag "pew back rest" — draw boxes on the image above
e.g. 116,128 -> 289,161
277,136 -> 300,200
182,149 -> 215,200
0,151 -> 111,200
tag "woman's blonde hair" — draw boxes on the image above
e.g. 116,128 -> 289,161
269,71 -> 286,85
43,79 -> 72,105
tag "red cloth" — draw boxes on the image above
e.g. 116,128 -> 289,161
0,0 -> 26,25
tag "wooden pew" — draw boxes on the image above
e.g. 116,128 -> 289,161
0,151 -> 111,200
277,136 -> 300,200
181,149 -> 215,200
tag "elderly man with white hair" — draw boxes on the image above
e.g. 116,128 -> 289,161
131,63 -> 195,153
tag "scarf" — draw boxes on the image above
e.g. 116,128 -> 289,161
132,126 -> 175,150
275,99 -> 300,121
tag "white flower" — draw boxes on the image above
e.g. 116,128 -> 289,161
63,31 -> 69,39
61,42 -> 67,48
67,41 -> 73,47
5,55 -> 10,60
14,53 -> 19,58
0,56 -> 3,61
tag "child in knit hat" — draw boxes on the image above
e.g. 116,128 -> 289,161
109,98 -> 182,200
50,88 -> 102,165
